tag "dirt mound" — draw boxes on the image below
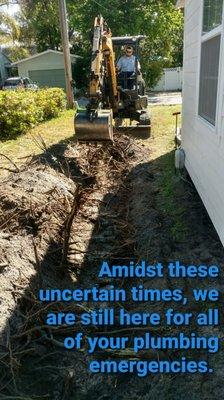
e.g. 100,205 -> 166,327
0,135 -> 145,342
0,165 -> 76,335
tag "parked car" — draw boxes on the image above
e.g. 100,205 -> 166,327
2,77 -> 39,90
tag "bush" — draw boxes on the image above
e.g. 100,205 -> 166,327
35,88 -> 66,120
0,88 -> 66,139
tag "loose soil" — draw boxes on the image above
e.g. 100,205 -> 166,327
0,129 -> 223,400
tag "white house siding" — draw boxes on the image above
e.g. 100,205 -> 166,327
182,0 -> 224,245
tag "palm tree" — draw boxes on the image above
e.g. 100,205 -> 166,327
0,1 -> 20,44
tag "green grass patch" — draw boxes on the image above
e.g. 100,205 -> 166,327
0,109 -> 74,176
156,150 -> 188,242
149,105 -> 188,242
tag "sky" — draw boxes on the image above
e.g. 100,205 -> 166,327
2,3 -> 20,15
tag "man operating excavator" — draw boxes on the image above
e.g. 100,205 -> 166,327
117,45 -> 141,89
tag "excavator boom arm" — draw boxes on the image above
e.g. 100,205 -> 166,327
89,16 -> 118,111
75,16 -> 117,142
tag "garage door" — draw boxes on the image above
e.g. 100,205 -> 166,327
29,69 -> 66,89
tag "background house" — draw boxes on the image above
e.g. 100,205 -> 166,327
11,50 -> 80,89
178,0 -> 224,245
0,49 -> 11,85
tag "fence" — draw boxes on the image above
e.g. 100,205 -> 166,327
151,67 -> 183,92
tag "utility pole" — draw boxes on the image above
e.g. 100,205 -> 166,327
58,0 -> 74,108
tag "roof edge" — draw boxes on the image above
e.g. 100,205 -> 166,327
0,48 -> 12,63
11,49 -> 80,66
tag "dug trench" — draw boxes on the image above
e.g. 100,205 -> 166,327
0,131 -> 224,400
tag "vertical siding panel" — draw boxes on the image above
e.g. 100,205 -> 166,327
182,1 -> 224,246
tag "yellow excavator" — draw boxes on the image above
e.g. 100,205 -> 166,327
75,16 -> 151,141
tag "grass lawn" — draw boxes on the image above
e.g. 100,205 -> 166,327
149,104 -> 181,160
0,109 -> 75,177
148,105 -> 186,241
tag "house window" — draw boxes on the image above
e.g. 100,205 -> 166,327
199,35 -> 221,125
199,0 -> 223,126
203,0 -> 223,33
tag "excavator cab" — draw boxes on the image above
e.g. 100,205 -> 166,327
112,35 -> 150,135
114,36 -> 145,92
75,16 -> 151,142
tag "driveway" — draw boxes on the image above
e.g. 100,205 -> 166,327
76,92 -> 182,108
148,91 -> 182,106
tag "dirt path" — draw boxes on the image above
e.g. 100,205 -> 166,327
0,116 -> 223,399
148,92 -> 182,106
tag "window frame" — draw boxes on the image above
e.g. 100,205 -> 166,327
197,0 -> 224,131
202,0 -> 224,35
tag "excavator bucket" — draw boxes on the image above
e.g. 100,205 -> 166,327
75,109 -> 114,142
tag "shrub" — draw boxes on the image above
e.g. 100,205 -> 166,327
0,88 -> 66,139
35,88 -> 66,120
